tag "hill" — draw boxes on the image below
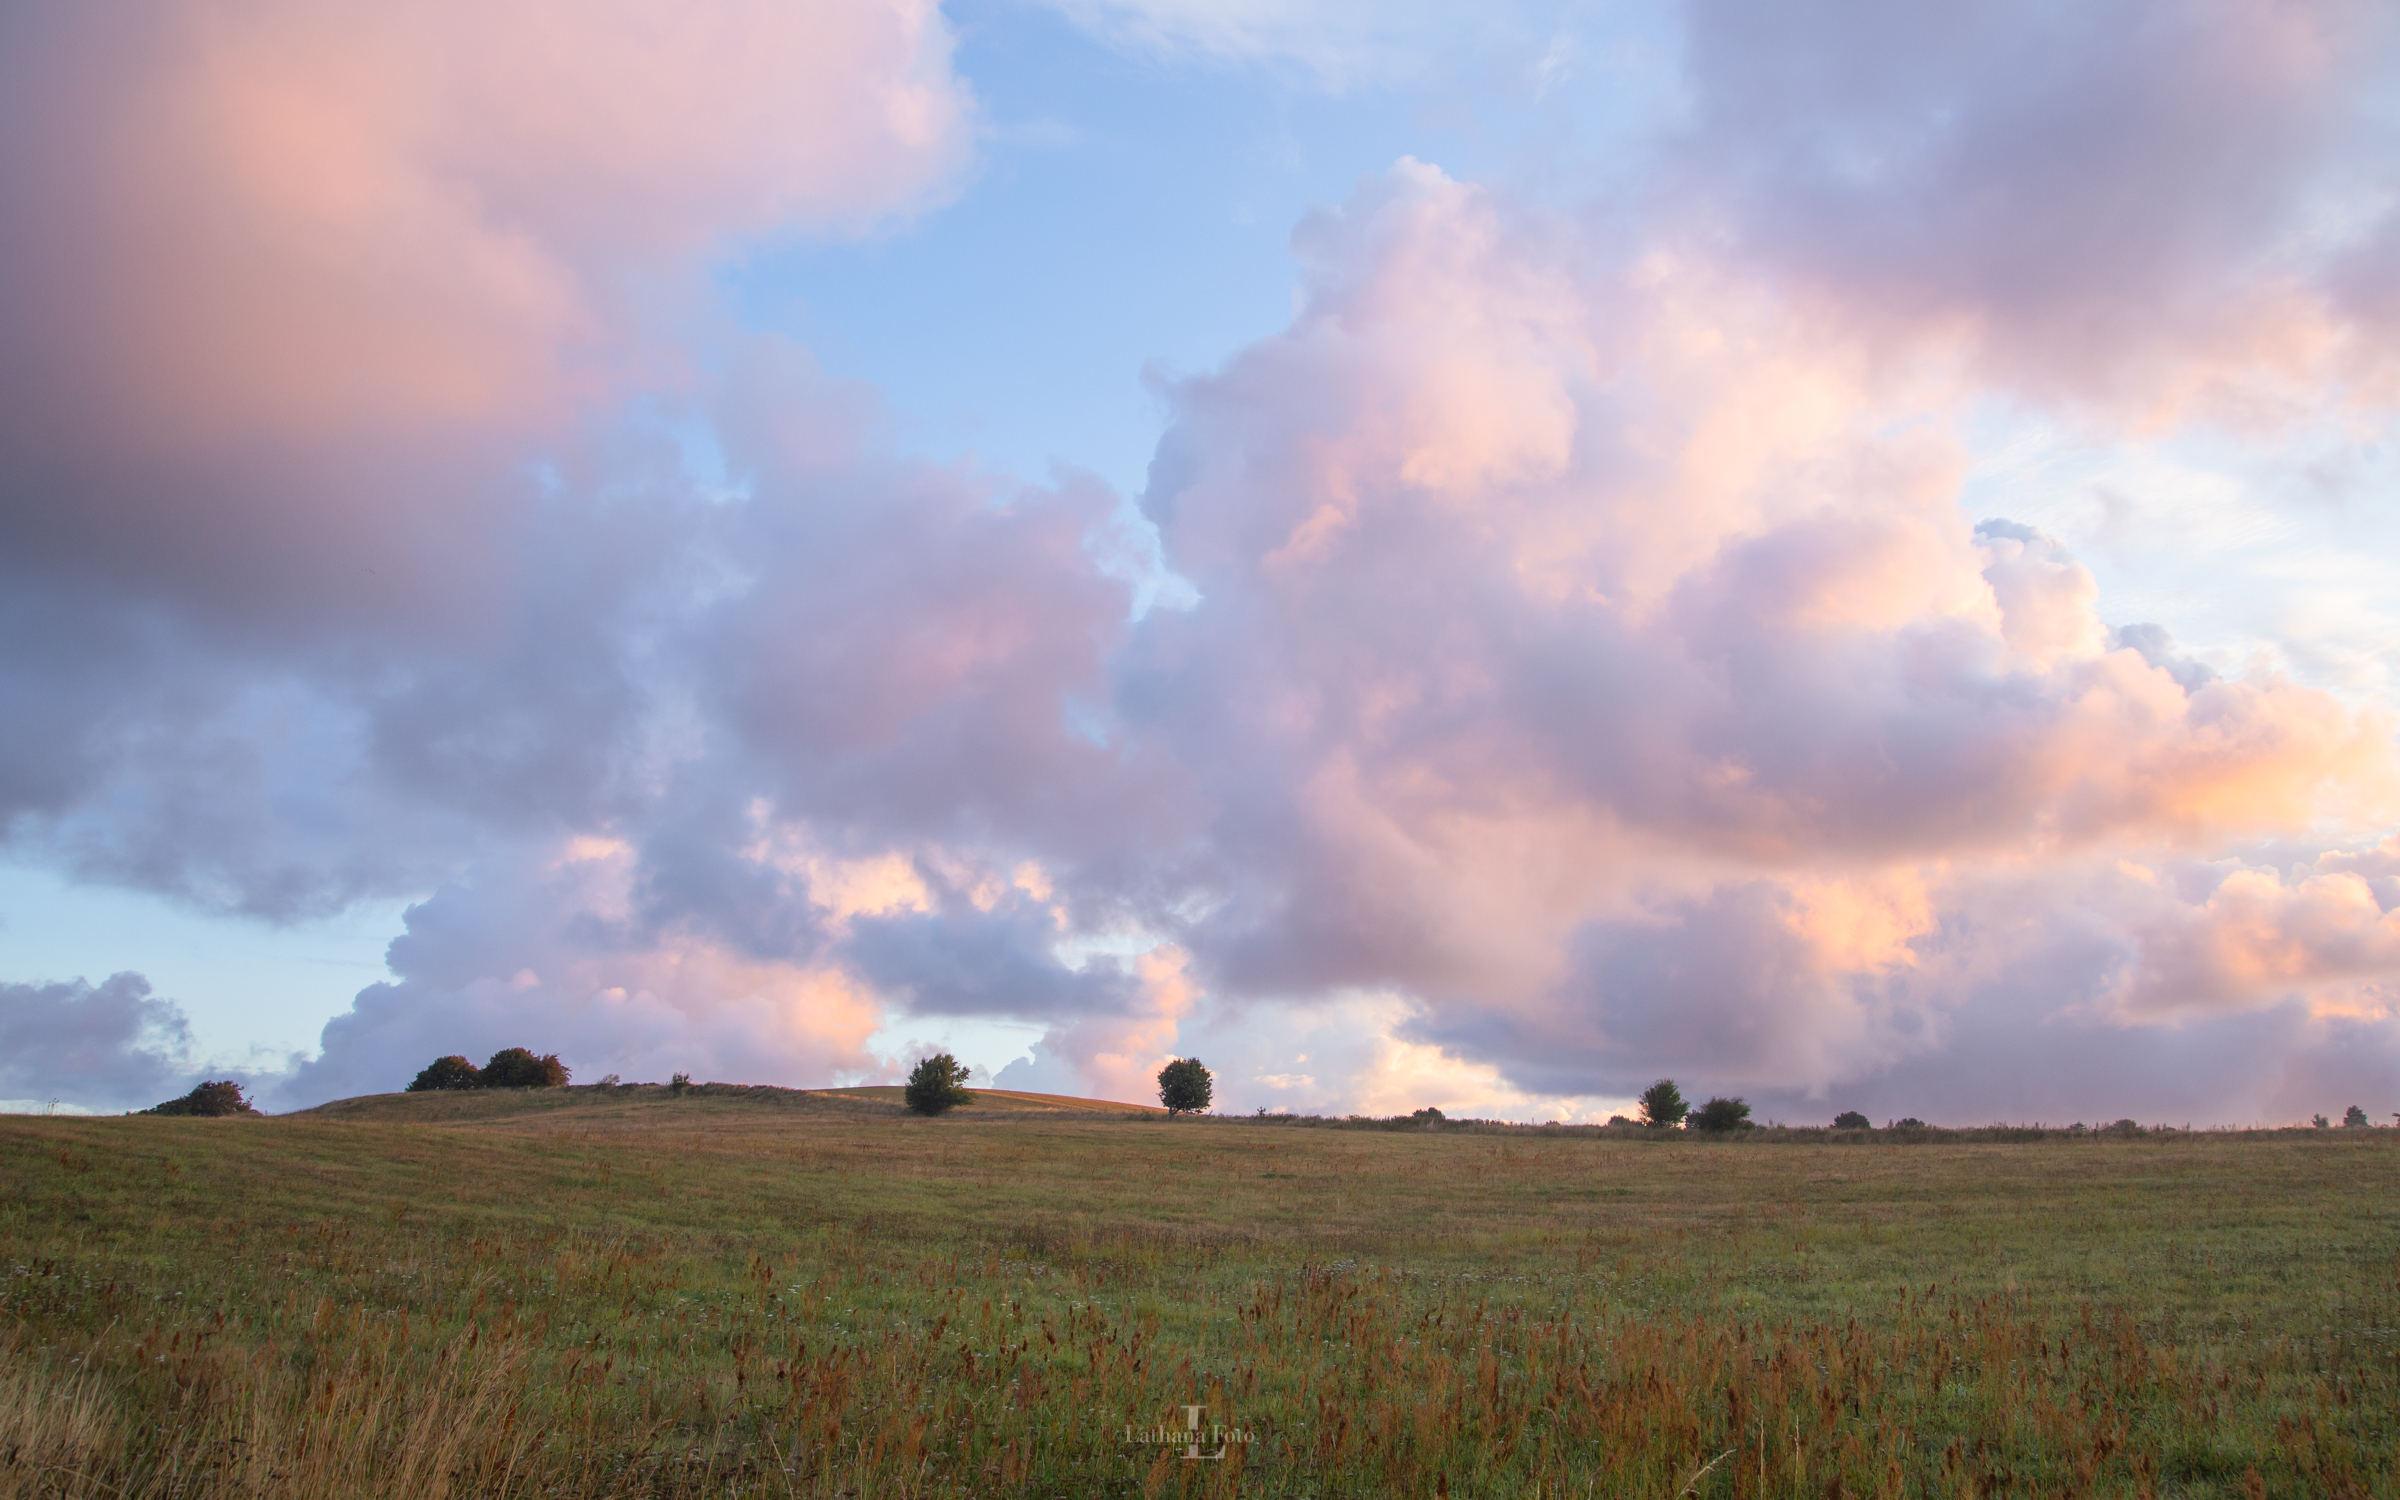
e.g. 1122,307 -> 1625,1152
288,1079 -> 1159,1125
4,1103 -> 2394,1496
811,1085 -> 1162,1113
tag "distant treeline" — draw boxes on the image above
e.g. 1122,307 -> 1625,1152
1217,1113 -> 2390,1142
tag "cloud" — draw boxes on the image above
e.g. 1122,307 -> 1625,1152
280,839 -> 879,1105
1113,160 -> 2400,1121
1668,0 -> 2400,418
0,974 -> 196,1113
6,8 -> 2400,1128
0,0 -> 973,634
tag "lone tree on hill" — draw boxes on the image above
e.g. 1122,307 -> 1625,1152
141,1080 -> 258,1117
481,1048 -> 569,1088
407,1055 -> 482,1092
904,1053 -> 974,1116
1833,1110 -> 1871,1130
1638,1079 -> 1687,1129
2343,1105 -> 2371,1128
1158,1057 -> 1213,1115
1691,1096 -> 1753,1132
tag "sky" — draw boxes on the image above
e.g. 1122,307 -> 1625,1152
4,0 -> 2400,1126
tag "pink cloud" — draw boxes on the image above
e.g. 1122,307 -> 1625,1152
0,0 -> 972,626
1119,161 -> 2400,1116
5,7 -> 2398,1126
1668,0 -> 2400,420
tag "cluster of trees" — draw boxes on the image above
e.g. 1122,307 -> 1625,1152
406,1048 -> 570,1092
2316,1106 -> 2387,1129
1632,1084 -> 1949,1132
1634,1080 -> 1754,1132
139,1080 -> 259,1116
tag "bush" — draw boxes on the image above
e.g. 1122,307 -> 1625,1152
406,1055 -> 482,1092
1637,1079 -> 1687,1129
2107,1118 -> 2141,1135
481,1048 -> 569,1089
1832,1110 -> 1871,1130
1411,1107 -> 1445,1123
141,1080 -> 258,1117
1158,1057 -> 1213,1115
903,1054 -> 974,1116
1894,1117 -> 1930,1130
1691,1096 -> 1753,1132
670,1072 -> 691,1094
2342,1104 -> 2370,1128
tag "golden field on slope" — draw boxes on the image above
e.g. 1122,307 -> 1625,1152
2,1086 -> 2395,1497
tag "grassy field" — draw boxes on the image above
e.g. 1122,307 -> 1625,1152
2,1087 -> 2395,1498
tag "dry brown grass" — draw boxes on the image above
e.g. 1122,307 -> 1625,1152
2,1090 -> 2394,1496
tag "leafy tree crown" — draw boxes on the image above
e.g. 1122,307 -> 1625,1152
482,1048 -> 569,1088
1691,1096 -> 1753,1132
903,1053 -> 974,1116
407,1055 -> 482,1092
1158,1057 -> 1213,1115
141,1080 -> 258,1117
1637,1079 -> 1687,1128
1832,1110 -> 1871,1130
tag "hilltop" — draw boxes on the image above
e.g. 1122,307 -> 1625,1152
288,1079 -> 1161,1126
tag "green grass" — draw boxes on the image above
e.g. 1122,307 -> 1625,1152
3,1087 -> 2395,1497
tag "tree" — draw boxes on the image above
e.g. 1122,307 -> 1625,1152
407,1055 -> 481,1092
1158,1057 -> 1213,1115
482,1048 -> 569,1088
141,1080 -> 258,1117
1832,1110 -> 1871,1130
2342,1104 -> 2371,1128
1691,1096 -> 1753,1132
1896,1117 -> 1932,1130
904,1053 -> 974,1116
1637,1079 -> 1687,1129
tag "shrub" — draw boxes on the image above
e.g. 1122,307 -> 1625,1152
406,1055 -> 481,1092
1158,1057 -> 1213,1115
141,1080 -> 258,1117
1411,1107 -> 1445,1123
2342,1104 -> 2370,1128
903,1054 -> 975,1116
1833,1110 -> 1871,1130
481,1048 -> 569,1089
670,1072 -> 691,1094
1637,1079 -> 1687,1129
1691,1096 -> 1753,1132
1894,1117 -> 1930,1130
2107,1118 -> 2141,1135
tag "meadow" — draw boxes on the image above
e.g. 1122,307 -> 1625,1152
1,1085 -> 2394,1498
